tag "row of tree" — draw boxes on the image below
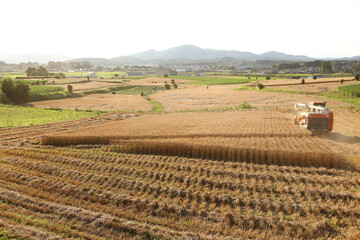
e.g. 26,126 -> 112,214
26,66 -> 49,76
276,61 -> 360,75
1,78 -> 29,103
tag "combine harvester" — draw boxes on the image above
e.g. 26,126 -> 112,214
294,101 -> 333,136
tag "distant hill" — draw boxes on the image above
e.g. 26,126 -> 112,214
68,56 -> 144,66
259,51 -> 313,61
67,58 -> 114,66
131,45 -> 314,62
110,56 -> 144,65
0,53 -> 72,64
3,45 -> 359,66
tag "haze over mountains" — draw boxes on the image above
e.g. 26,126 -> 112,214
1,45 -> 360,65
0,53 -> 72,64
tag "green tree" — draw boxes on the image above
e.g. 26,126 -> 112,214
1,77 -> 29,103
257,83 -> 264,89
16,82 -> 30,103
30,66 -> 48,76
67,85 -> 73,93
26,67 -> 36,76
354,63 -> 360,74
164,83 -> 171,90
355,74 -> 360,81
1,77 -> 15,97
318,61 -> 332,74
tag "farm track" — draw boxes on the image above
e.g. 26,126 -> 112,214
0,147 -> 359,239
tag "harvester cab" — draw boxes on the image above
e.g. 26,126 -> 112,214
294,101 -> 333,135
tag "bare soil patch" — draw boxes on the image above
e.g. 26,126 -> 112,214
151,84 -> 347,112
28,94 -> 152,112
268,79 -> 358,93
260,77 -> 354,87
55,80 -> 122,91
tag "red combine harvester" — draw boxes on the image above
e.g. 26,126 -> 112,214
294,101 -> 333,135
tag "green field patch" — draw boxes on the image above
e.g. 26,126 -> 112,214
0,81 -> 69,103
113,85 -> 165,96
236,86 -> 316,95
236,85 -> 360,111
170,76 -> 252,85
0,104 -> 103,128
64,71 -> 126,78
28,85 -> 68,102
338,83 -> 360,97
29,85 -> 64,93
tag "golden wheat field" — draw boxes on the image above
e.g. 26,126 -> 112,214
1,144 -> 360,239
150,84 -> 347,112
55,81 -> 122,92
28,94 -> 153,112
268,80 -> 358,93
259,77 -> 354,87
1,94 -> 360,239
40,111 -> 311,145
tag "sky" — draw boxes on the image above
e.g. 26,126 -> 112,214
1,0 -> 359,59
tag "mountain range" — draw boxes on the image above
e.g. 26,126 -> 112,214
0,53 -> 72,64
1,45 -> 360,65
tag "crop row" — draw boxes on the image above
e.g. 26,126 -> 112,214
112,137 -> 341,168
0,147 -> 358,239
0,112 -> 136,146
56,147 -> 356,177
40,111 -> 311,146
1,150 -> 359,215
2,148 -> 358,191
3,154 -> 359,211
0,165 -> 352,239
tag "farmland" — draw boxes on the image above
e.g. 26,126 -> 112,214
28,94 -> 153,112
0,105 -> 102,128
151,84 -> 347,112
338,83 -> 360,97
0,75 -> 360,239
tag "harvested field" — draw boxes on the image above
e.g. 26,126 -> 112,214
269,80 -> 358,93
1,79 -> 360,239
259,77 -> 354,87
0,146 -> 359,239
40,111 -> 311,145
56,80 -> 122,92
112,136 -> 342,168
0,113 -> 137,147
125,77 -> 194,86
27,94 -> 152,111
151,84 -> 346,111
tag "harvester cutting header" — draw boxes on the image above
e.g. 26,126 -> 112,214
294,101 -> 333,135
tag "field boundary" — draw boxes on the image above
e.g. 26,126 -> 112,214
111,138 -> 341,168
40,132 -> 310,146
247,79 -> 356,87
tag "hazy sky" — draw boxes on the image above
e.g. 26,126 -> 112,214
1,0 -> 359,58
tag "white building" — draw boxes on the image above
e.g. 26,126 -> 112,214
88,72 -> 96,78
